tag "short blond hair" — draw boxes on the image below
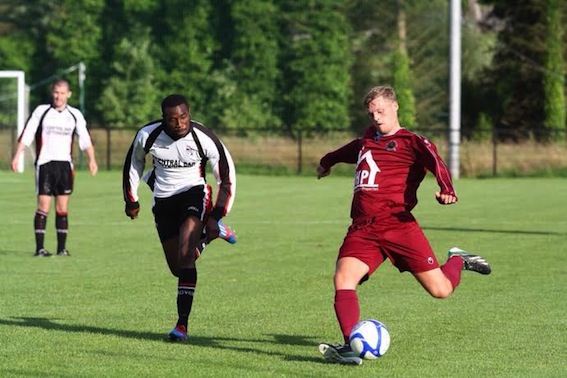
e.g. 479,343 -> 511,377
363,86 -> 397,108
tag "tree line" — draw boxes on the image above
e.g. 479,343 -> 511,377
0,0 -> 565,140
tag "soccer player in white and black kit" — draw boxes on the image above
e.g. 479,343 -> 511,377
11,79 -> 98,257
122,94 -> 237,342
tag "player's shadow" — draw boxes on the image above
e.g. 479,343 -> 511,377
0,317 -> 326,364
0,249 -> 26,255
422,226 -> 566,236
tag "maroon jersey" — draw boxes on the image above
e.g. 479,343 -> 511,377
320,127 -> 456,221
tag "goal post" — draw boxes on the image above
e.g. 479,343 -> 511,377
0,70 -> 27,172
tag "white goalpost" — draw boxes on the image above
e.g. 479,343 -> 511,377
0,70 -> 27,172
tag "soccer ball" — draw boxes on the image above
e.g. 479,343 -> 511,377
349,319 -> 390,359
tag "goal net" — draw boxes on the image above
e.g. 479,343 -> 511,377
0,71 -> 28,172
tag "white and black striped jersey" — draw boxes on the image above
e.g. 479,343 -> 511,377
122,120 -> 236,220
18,104 -> 93,166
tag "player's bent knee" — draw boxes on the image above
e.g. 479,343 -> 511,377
427,285 -> 454,299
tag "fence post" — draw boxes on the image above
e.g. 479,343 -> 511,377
297,128 -> 303,175
492,127 -> 497,177
106,126 -> 111,171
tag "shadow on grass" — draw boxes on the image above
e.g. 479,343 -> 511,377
0,317 -> 328,364
422,226 -> 566,236
0,249 -> 28,255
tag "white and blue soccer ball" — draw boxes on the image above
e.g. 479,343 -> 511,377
349,319 -> 391,359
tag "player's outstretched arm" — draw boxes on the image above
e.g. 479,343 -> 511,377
317,138 -> 360,180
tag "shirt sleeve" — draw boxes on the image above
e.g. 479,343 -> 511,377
319,138 -> 361,169
122,130 -> 147,205
200,130 -> 236,220
70,108 -> 93,151
18,105 -> 47,146
413,135 -> 457,198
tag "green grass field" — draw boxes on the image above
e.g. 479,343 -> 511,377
0,171 -> 566,377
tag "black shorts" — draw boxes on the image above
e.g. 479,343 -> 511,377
36,161 -> 74,196
152,185 -> 212,242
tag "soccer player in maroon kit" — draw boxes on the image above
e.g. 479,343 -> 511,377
316,86 -> 491,365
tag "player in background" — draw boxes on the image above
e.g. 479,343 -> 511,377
122,94 -> 237,342
11,78 -> 98,257
316,86 -> 491,365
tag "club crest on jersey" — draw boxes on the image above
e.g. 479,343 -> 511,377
385,141 -> 397,151
185,146 -> 200,159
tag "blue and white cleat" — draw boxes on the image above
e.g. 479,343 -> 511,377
168,325 -> 188,342
218,220 -> 237,244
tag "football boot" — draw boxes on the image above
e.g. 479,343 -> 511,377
448,247 -> 491,275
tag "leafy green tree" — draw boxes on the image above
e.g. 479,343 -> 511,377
393,51 -> 416,129
0,0 -> 48,75
279,1 -> 352,132
405,0 -> 451,130
44,0 -> 103,68
345,1 -> 397,130
210,0 -> 282,130
91,0 -> 161,125
346,0 -> 450,131
392,0 -> 416,129
97,26 -> 160,128
150,0 -> 217,124
0,31 -> 34,128
479,0 -> 548,140
543,0 -> 565,140
0,0 -> 104,110
0,1 -> 39,128
0,33 -> 34,72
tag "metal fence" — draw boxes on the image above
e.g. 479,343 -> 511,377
1,125 -> 566,177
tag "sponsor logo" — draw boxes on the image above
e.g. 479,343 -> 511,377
155,158 -> 196,168
45,125 -> 73,136
427,257 -> 434,265
354,150 -> 380,191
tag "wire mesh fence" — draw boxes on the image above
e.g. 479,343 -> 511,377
1,125 -> 566,177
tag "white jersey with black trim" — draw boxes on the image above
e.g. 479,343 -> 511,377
18,104 -> 93,166
123,120 -> 236,219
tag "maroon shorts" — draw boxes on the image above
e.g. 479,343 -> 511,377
338,212 -> 439,275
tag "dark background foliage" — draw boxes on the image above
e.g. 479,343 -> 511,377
0,0 -> 565,140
